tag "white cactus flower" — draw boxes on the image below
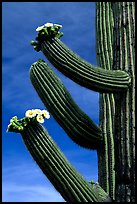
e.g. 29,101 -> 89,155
41,110 -> 50,119
36,25 -> 45,32
34,109 -> 42,115
36,115 -> 45,123
25,109 -> 36,118
44,22 -> 54,27
54,23 -> 62,28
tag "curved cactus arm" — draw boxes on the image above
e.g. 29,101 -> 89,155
31,24 -> 131,93
29,59 -> 103,150
7,115 -> 111,202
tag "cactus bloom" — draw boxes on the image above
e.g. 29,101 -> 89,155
54,23 -> 62,28
34,109 -> 42,115
42,110 -> 50,119
25,109 -> 36,118
36,23 -> 54,32
36,115 -> 45,123
36,25 -> 45,32
44,22 -> 54,27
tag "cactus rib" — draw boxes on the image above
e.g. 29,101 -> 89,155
30,60 -> 103,149
39,38 -> 130,93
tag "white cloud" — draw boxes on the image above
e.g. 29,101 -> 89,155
3,182 -> 65,202
2,162 -> 65,202
2,149 -> 98,202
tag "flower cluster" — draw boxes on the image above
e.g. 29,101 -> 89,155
36,22 -> 62,32
7,109 -> 50,133
25,109 -> 50,123
31,22 -> 63,52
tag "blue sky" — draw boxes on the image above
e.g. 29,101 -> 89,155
2,2 -> 99,202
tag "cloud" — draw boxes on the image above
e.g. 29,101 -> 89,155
2,161 -> 65,202
3,182 -> 65,202
2,150 -> 98,202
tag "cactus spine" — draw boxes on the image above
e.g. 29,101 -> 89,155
8,2 -> 135,202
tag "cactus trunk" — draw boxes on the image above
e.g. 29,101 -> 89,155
97,2 -> 135,202
112,3 -> 135,202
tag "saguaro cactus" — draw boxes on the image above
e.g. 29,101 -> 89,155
8,2 -> 135,202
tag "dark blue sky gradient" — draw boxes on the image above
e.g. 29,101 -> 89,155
2,2 -> 99,202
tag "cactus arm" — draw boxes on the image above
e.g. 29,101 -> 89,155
40,38 -> 130,93
30,60 -> 103,149
31,24 -> 130,93
96,2 -> 115,200
7,117 -> 110,202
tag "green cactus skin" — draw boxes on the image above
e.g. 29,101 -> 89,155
39,38 -> 130,93
8,118 -> 111,202
96,2 -> 115,200
112,3 -> 135,202
30,60 -> 103,150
